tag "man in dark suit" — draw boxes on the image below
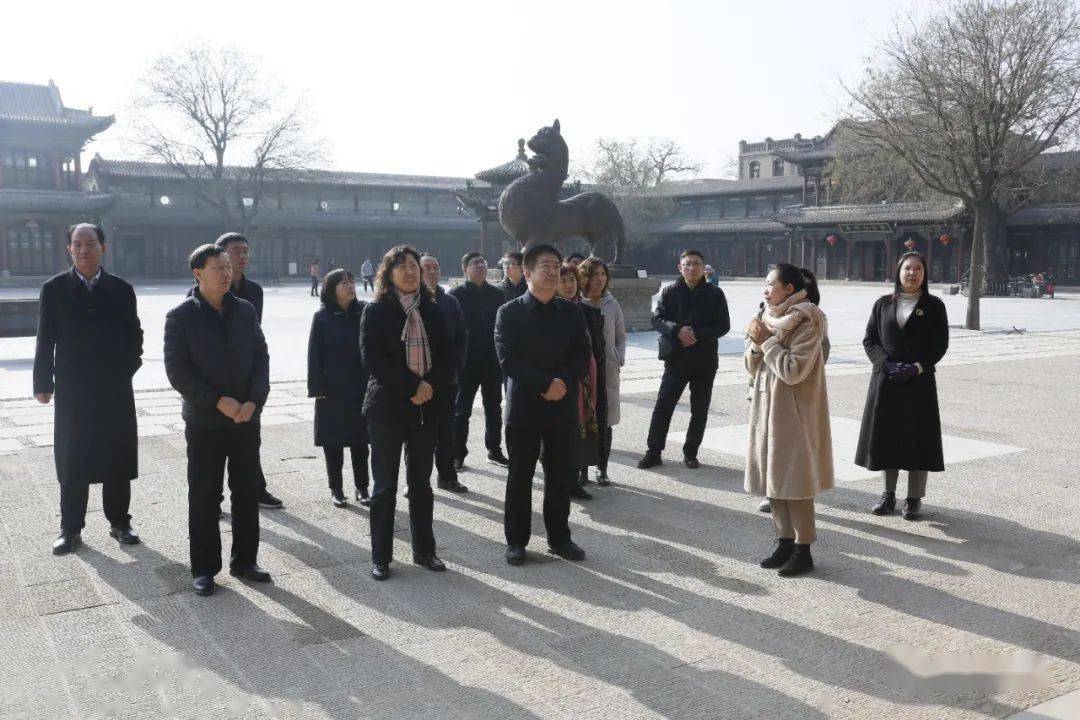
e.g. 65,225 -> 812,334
420,254 -> 469,493
34,223 -> 143,555
448,252 -> 511,471
495,244 -> 589,566
164,244 -> 271,596
638,249 -> 730,470
215,232 -> 283,510
498,251 -> 527,301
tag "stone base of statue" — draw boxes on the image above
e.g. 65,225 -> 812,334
608,265 -> 660,333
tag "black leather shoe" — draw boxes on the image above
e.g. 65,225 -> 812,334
51,532 -> 81,555
505,546 -> 526,566
683,457 -> 700,469
487,449 -> 510,468
413,554 -> 447,572
568,483 -> 593,500
109,524 -> 140,545
437,480 -> 469,493
637,451 -> 662,469
453,458 -> 465,472
257,490 -> 284,509
872,491 -> 897,515
371,563 -> 391,581
903,498 -> 922,520
777,544 -> 814,577
596,471 -> 611,487
548,541 -> 586,561
229,564 -> 272,583
192,575 -> 215,596
331,492 -> 348,508
759,538 -> 795,569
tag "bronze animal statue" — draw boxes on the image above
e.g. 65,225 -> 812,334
498,119 -> 626,262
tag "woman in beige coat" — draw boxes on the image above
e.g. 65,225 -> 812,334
579,258 -> 626,486
745,263 -> 834,576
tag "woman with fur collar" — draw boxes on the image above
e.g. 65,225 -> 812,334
744,263 -> 835,576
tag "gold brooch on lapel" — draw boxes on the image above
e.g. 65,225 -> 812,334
915,309 -> 925,316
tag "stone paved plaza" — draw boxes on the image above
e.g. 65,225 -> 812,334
0,282 -> 1078,718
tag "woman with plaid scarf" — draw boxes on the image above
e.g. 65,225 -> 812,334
360,246 -> 453,582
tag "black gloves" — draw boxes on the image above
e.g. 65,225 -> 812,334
885,361 -> 919,383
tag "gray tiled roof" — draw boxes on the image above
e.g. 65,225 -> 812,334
643,175 -> 805,198
652,217 -> 787,234
475,139 -> 531,185
0,80 -> 113,131
777,200 -> 966,227
1008,204 -> 1080,226
91,157 -> 482,192
0,189 -> 116,213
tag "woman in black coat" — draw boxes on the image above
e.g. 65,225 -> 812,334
360,245 -> 452,582
855,252 -> 949,520
308,269 -> 370,508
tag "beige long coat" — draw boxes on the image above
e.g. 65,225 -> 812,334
744,302 -> 835,499
582,292 -> 626,426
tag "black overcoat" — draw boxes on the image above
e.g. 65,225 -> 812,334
855,293 -> 949,472
33,268 -> 143,486
359,292 -> 451,425
307,300 -> 369,447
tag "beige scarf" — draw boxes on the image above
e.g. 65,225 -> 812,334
762,290 -> 811,343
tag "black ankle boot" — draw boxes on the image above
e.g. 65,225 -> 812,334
872,491 -> 897,515
778,543 -> 814,576
759,538 -> 795,569
903,497 -> 922,520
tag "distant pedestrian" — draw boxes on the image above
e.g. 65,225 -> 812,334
638,249 -> 730,470
360,245 -> 452,581
744,263 -> 833,577
360,258 -> 375,292
579,257 -> 626,486
34,223 -> 143,555
308,269 -> 371,508
164,244 -> 272,596
420,254 -> 469,493
449,252 -> 511,470
856,251 -> 949,520
566,252 -> 586,269
309,259 -> 321,296
499,250 -> 527,301
496,244 -> 590,566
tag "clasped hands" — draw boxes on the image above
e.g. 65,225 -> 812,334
883,360 -> 919,383
410,380 -> 434,405
677,326 -> 697,347
217,396 -> 257,423
541,378 -> 567,402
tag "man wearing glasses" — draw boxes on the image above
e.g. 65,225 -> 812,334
638,249 -> 730,470
495,244 -> 589,566
498,251 -> 527,301
449,252 -> 511,470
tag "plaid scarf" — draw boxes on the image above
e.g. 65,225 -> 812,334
397,290 -> 431,377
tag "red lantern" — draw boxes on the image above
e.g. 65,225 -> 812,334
825,233 -> 839,247
904,237 -> 917,250
939,233 -> 952,246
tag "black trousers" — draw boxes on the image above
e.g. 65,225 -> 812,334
323,444 -> 370,495
310,276 -> 319,296
361,277 -> 374,292
59,479 -> 131,533
434,389 -> 458,484
454,367 -> 503,460
185,422 -> 261,578
598,425 -> 614,474
645,365 -> 716,458
504,421 -> 573,549
368,418 -> 437,565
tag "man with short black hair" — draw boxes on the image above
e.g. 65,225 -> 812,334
498,251 -> 527,301
495,244 -> 589,566
449,252 -> 511,470
35,223 -> 143,555
212,232 -> 282,509
165,244 -> 271,596
420,254 -> 469,493
566,252 -> 586,268
638,249 -> 730,470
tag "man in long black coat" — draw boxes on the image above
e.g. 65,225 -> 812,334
638,249 -> 730,470
34,223 -> 143,555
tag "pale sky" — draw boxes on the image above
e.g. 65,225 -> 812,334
3,0 -> 932,180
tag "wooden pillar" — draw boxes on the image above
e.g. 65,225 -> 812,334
957,232 -> 965,284
755,237 -> 763,276
479,216 -> 487,257
926,232 -> 934,282
810,236 -> 818,275
74,152 -> 82,191
786,231 -> 794,263
845,237 -> 852,280
884,238 -> 892,281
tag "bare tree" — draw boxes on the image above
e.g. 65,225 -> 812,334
843,0 -> 1080,329
131,43 -> 324,235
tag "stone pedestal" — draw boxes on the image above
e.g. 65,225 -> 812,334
608,267 -> 660,333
